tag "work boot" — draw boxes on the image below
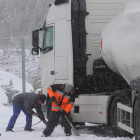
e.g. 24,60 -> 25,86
41,133 -> 51,137
41,133 -> 47,137
24,128 -> 34,131
6,129 -> 14,132
66,132 -> 72,136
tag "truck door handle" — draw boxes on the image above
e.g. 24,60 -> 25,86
51,71 -> 55,75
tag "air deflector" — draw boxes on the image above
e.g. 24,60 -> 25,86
55,0 -> 69,5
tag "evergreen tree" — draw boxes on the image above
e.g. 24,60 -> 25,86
0,80 -> 20,105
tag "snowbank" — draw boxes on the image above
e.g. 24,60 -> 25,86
0,70 -> 33,104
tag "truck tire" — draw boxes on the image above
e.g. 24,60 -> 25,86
134,99 -> 140,140
109,95 -> 131,137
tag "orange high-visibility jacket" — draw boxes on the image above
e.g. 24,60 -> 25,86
47,84 -> 75,113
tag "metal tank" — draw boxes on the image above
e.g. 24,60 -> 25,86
101,0 -> 140,85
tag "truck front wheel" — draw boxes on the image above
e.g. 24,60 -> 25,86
134,99 -> 140,140
109,95 -> 131,137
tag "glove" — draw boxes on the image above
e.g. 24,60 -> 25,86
43,120 -> 47,125
61,110 -> 67,116
51,96 -> 56,102
33,113 -> 38,117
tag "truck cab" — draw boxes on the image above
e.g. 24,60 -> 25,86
32,0 -> 128,95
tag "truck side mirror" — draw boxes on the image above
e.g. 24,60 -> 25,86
32,30 -> 39,47
31,47 -> 39,55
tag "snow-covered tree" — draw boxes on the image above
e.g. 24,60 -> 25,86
0,80 -> 20,105
30,75 -> 41,93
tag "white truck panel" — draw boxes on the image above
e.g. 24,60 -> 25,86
88,4 -> 125,10
55,20 -> 68,80
66,21 -> 73,86
85,0 -> 128,76
71,94 -> 109,123
55,20 -> 67,57
41,49 -> 55,95
46,3 -> 67,24
55,57 -> 68,79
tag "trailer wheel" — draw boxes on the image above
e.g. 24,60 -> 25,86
109,95 -> 131,137
134,99 -> 140,140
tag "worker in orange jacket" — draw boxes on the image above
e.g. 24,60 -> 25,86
42,83 -> 75,137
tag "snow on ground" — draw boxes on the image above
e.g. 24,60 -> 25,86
0,70 -> 134,140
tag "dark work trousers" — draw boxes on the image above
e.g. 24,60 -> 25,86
6,101 -> 32,130
43,111 -> 72,136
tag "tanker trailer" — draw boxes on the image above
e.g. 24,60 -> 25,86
101,0 -> 140,139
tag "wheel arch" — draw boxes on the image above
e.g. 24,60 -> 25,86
106,89 -> 131,125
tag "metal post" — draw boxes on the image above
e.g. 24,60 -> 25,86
21,38 -> 26,92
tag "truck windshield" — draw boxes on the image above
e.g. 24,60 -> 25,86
43,26 -> 53,53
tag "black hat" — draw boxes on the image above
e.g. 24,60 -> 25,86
39,94 -> 47,103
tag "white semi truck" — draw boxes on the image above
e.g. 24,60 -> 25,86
32,0 -> 140,139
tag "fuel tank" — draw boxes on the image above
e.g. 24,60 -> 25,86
101,0 -> 140,85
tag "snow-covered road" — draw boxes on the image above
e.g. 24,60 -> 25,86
0,109 -> 133,140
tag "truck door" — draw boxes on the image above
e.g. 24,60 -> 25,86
54,20 -> 68,80
41,25 -> 55,90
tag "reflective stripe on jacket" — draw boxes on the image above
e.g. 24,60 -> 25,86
47,84 -> 75,113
